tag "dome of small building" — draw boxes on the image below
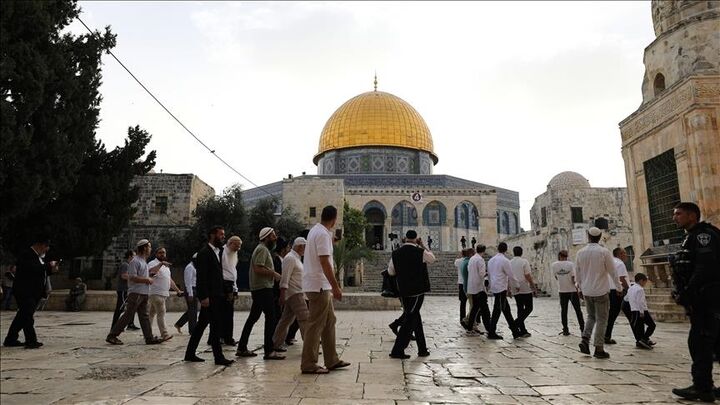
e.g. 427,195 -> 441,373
547,171 -> 591,190
314,88 -> 437,165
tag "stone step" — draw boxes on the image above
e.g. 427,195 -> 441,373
652,310 -> 688,323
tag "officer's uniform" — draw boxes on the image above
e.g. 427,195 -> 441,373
676,222 -> 720,394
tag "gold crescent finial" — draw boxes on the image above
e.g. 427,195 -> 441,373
374,72 -> 378,92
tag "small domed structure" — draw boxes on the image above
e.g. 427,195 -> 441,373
547,171 -> 591,190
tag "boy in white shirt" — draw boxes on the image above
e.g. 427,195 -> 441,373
625,273 -> 656,350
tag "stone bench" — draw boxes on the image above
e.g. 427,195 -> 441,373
42,290 -> 402,312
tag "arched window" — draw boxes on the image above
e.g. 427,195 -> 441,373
513,213 -> 519,234
454,201 -> 478,229
391,201 -> 418,227
654,73 -> 666,96
502,212 -> 510,234
422,201 -> 447,226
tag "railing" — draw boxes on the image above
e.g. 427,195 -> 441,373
639,251 -> 674,289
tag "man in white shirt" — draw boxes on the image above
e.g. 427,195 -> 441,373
455,253 -> 468,327
575,227 -> 616,359
148,247 -> 181,341
272,237 -> 309,350
624,273 -> 655,350
300,206 -> 351,374
487,242 -> 521,340
466,245 -> 491,334
604,247 -> 630,345
510,246 -> 536,338
220,236 -> 241,345
552,250 -> 584,335
175,254 -> 198,334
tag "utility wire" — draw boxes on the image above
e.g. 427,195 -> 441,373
76,16 -> 276,199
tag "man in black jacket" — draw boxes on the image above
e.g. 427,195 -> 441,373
184,226 -> 234,366
3,235 -> 58,348
388,230 -> 435,359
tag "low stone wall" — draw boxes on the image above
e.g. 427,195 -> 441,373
43,290 -> 402,312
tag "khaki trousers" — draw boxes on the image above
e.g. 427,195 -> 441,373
273,293 -> 309,349
148,295 -> 169,338
301,291 -> 340,371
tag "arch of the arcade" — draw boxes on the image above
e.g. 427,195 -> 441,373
345,191 -> 499,252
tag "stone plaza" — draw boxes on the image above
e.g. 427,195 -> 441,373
1,296 -> 715,404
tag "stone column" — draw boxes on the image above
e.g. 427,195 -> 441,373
684,109 -> 720,224
478,192 -> 498,248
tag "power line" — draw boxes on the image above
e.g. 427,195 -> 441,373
76,16 -> 276,199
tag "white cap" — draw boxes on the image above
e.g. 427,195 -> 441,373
588,227 -> 602,237
293,237 -> 307,246
136,239 -> 150,247
259,227 -> 275,240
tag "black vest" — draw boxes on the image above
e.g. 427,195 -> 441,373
391,244 -> 431,297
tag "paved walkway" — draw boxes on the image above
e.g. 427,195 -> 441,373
0,296 -> 715,404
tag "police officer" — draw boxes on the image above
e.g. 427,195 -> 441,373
671,202 -> 720,402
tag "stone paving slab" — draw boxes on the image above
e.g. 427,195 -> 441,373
1,296 -> 718,404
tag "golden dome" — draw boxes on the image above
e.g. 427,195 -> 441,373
314,90 -> 437,164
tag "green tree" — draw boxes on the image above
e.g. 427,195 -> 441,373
0,0 -> 161,259
275,205 -> 306,242
166,184 -> 249,265
333,201 -> 374,286
247,198 -> 306,252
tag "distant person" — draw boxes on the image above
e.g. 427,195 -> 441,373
106,239 -> 166,346
487,242 -> 521,340
471,237 -> 477,249
510,246 -> 536,338
236,228 -> 285,360
112,250 -> 139,331
575,227 -> 615,359
604,247 -> 630,345
465,245 -> 491,335
272,237 -> 309,351
175,253 -> 198,334
427,235 -> 433,250
2,265 -> 16,310
625,273 -> 655,350
3,235 -> 59,349
552,250 -> 584,335
65,277 -> 87,311
184,226 -> 234,366
147,247 -> 181,342
460,236 -> 467,249
221,236 -> 242,345
388,230 -> 434,359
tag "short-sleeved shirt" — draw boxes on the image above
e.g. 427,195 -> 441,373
303,223 -> 334,292
608,257 -> 628,291
250,244 -> 274,291
127,256 -> 150,295
552,261 -> 577,293
510,257 -> 533,294
117,262 -> 129,292
148,260 -> 171,297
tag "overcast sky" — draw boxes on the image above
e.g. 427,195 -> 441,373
72,1 -> 656,230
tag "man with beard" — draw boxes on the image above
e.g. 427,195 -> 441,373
183,226 -> 234,366
3,235 -> 59,349
220,236 -> 242,345
236,227 -> 285,360
272,237 -> 309,351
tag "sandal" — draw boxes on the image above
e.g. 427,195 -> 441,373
301,366 -> 329,374
327,360 -> 351,370
236,349 -> 257,357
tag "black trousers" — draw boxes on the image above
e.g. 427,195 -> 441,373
467,291 -> 491,331
286,320 -> 299,341
4,294 -> 38,344
688,310 -> 720,391
559,292 -> 584,332
630,310 -> 655,342
238,288 -> 275,355
391,295 -> 427,355
221,294 -> 235,342
490,291 -> 517,335
175,290 -> 198,334
621,300 -> 637,339
184,296 -> 226,361
515,293 -> 533,334
111,290 -> 136,328
458,284 -> 467,323
605,290 -> 623,339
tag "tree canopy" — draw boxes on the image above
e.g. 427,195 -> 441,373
0,0 -> 155,259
